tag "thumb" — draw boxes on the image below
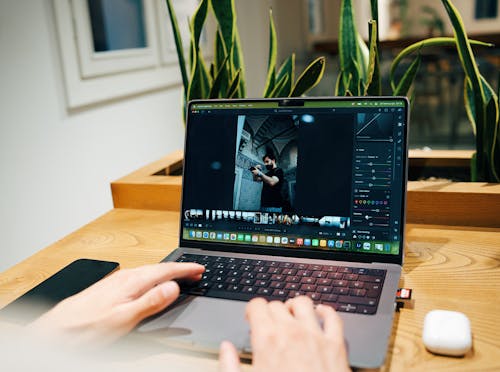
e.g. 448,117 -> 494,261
219,341 -> 241,372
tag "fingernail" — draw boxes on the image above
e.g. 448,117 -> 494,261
160,281 -> 179,298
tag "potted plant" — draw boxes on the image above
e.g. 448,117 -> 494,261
335,0 -> 499,182
166,0 -> 326,108
111,0 -> 499,226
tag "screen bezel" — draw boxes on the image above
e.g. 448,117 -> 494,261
178,97 -> 408,266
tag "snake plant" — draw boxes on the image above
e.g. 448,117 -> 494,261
337,0 -> 499,182
166,0 -> 325,110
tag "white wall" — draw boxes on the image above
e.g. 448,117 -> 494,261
0,1 -> 185,272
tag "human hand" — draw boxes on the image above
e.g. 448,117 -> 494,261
219,296 -> 351,372
29,262 -> 204,347
251,165 -> 262,177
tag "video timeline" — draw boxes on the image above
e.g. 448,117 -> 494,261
184,209 -> 350,229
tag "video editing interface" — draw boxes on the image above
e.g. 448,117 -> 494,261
181,99 -> 406,256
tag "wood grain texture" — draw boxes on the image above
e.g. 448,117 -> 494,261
408,149 -> 474,167
407,182 -> 500,227
111,151 -> 183,211
0,209 -> 498,371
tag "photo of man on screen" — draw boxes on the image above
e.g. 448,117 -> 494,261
250,152 -> 286,212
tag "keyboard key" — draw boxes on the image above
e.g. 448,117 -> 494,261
317,286 -> 332,293
339,267 -> 353,274
359,275 -> 383,283
350,289 -> 367,297
270,281 -> 285,289
317,278 -> 332,286
338,295 -> 377,306
312,271 -> 327,278
242,286 -> 257,294
254,280 -> 269,287
297,270 -> 312,277
285,283 -> 300,290
272,289 -> 288,297
323,265 -> 338,272
333,280 -> 348,287
327,272 -> 344,280
282,268 -> 297,276
285,276 -> 300,283
257,288 -> 272,295
300,277 -> 316,284
239,278 -> 255,286
333,287 -> 350,295
309,264 -> 323,271
358,306 -> 377,315
339,304 -> 357,313
349,281 -> 365,289
320,293 -> 338,302
300,284 -> 317,292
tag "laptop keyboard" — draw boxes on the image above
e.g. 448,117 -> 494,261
175,254 -> 385,315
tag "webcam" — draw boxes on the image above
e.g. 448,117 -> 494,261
279,99 -> 304,107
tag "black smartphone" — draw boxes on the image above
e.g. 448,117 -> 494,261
1,258 -> 119,323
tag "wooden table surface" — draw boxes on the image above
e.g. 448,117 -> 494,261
0,208 -> 499,371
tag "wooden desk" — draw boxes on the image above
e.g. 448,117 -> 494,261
0,209 -> 499,371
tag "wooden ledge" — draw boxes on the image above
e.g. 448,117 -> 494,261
111,151 -> 183,212
407,181 -> 500,227
111,151 -> 500,227
408,149 -> 474,167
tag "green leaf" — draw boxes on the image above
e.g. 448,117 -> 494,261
165,0 -> 189,98
470,151 -> 478,181
187,20 -> 211,100
441,0 -> 487,178
290,57 -> 326,97
227,70 -> 241,98
276,54 -> 295,97
214,28 -> 228,71
480,75 -> 500,181
232,32 -> 246,97
263,8 -> 278,98
390,37 -> 492,92
209,55 -> 230,98
211,0 -> 245,96
268,75 -> 289,98
365,20 -> 381,96
464,78 -> 476,135
393,53 -> 421,96
370,0 -> 378,25
189,0 -> 209,67
339,0 -> 364,93
335,70 -> 345,96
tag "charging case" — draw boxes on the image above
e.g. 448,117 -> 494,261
422,310 -> 472,356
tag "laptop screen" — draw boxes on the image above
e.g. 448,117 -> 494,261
180,98 -> 407,263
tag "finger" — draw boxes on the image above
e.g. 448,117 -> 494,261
268,300 -> 294,322
316,304 -> 345,340
286,296 -> 321,331
246,298 -> 272,339
127,262 -> 205,296
219,341 -> 241,372
121,280 -> 180,327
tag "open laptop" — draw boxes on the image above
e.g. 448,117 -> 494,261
139,97 -> 409,368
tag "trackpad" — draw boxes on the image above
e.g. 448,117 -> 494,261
137,296 -> 251,352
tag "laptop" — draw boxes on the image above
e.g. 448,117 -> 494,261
139,97 -> 408,368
